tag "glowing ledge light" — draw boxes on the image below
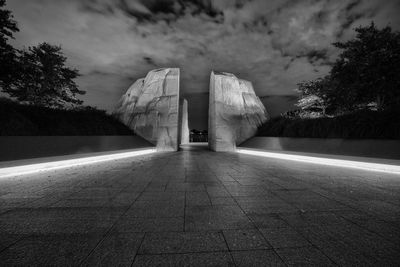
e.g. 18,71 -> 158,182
236,149 -> 400,175
0,148 -> 156,179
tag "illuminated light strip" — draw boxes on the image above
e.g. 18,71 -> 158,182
236,148 -> 400,175
0,148 -> 156,179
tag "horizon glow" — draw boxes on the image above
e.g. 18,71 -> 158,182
236,149 -> 400,175
0,148 -> 156,179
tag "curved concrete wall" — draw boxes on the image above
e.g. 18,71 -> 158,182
240,137 -> 400,160
0,136 -> 153,162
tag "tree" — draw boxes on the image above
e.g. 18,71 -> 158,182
5,43 -> 85,108
331,22 -> 400,111
295,77 -> 332,117
296,22 -> 400,115
0,0 -> 19,90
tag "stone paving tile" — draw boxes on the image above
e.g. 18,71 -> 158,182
132,252 -> 235,267
67,188 -> 122,200
1,193 -> 67,211
224,186 -> 266,197
234,195 -> 271,203
206,188 -> 231,197
185,205 -> 254,231
338,210 -> 400,246
223,229 -> 271,250
0,233 -> 23,252
276,246 -> 336,266
138,232 -> 227,254
0,198 -> 39,214
138,192 -> 185,202
235,178 -> 266,186
145,184 -> 167,192
218,176 -> 237,182
320,223 -> 400,265
210,197 -> 237,206
111,192 -> 141,206
261,181 -> 286,191
238,201 -> 299,214
83,232 -> 144,266
186,192 -> 212,206
113,216 -> 184,233
293,200 -> 351,212
247,213 -> 290,228
259,227 -> 311,249
279,211 -> 351,229
296,225 -> 383,266
0,207 -> 123,234
125,201 -> 184,218
0,233 -> 102,266
274,190 -> 326,201
315,243 -> 377,266
186,175 -> 220,183
50,198 -> 111,208
166,183 -> 206,192
231,250 -> 286,267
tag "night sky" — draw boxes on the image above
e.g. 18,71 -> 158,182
7,0 -> 400,129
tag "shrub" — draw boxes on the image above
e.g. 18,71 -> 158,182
0,98 -> 134,136
258,109 -> 400,139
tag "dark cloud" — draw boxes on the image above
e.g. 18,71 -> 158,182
80,0 -> 115,15
143,56 -> 156,66
7,0 -> 400,129
305,49 -> 329,64
80,0 -> 223,23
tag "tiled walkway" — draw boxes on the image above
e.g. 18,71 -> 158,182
0,144 -> 399,266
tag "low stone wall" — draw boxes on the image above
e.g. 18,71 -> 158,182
0,136 -> 153,162
240,137 -> 400,160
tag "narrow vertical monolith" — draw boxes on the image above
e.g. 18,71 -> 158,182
179,98 -> 190,145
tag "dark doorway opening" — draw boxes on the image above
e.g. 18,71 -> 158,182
184,93 -> 209,144
190,129 -> 208,143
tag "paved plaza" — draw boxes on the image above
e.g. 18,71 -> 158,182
0,144 -> 399,266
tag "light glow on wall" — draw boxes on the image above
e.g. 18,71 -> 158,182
237,149 -> 400,175
0,148 -> 156,179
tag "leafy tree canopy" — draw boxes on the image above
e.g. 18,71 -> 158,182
296,22 -> 400,116
0,0 -> 18,40
5,43 -> 86,108
0,0 -> 85,109
0,0 -> 19,89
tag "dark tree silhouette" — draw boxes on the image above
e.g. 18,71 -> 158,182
5,43 -> 86,108
331,22 -> 400,111
0,0 -> 19,90
1,0 -> 85,109
296,22 -> 400,115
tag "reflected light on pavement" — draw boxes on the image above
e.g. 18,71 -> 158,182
237,149 -> 400,175
0,148 -> 156,179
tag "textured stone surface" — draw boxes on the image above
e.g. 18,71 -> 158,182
179,99 -> 190,145
114,68 -> 180,151
209,71 -> 268,152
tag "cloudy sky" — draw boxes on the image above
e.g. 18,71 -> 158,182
7,0 -> 400,129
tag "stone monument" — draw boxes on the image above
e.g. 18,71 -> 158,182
114,68 -> 180,151
208,71 -> 268,152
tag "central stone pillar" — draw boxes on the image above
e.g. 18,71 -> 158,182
179,99 -> 190,145
208,71 -> 268,152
